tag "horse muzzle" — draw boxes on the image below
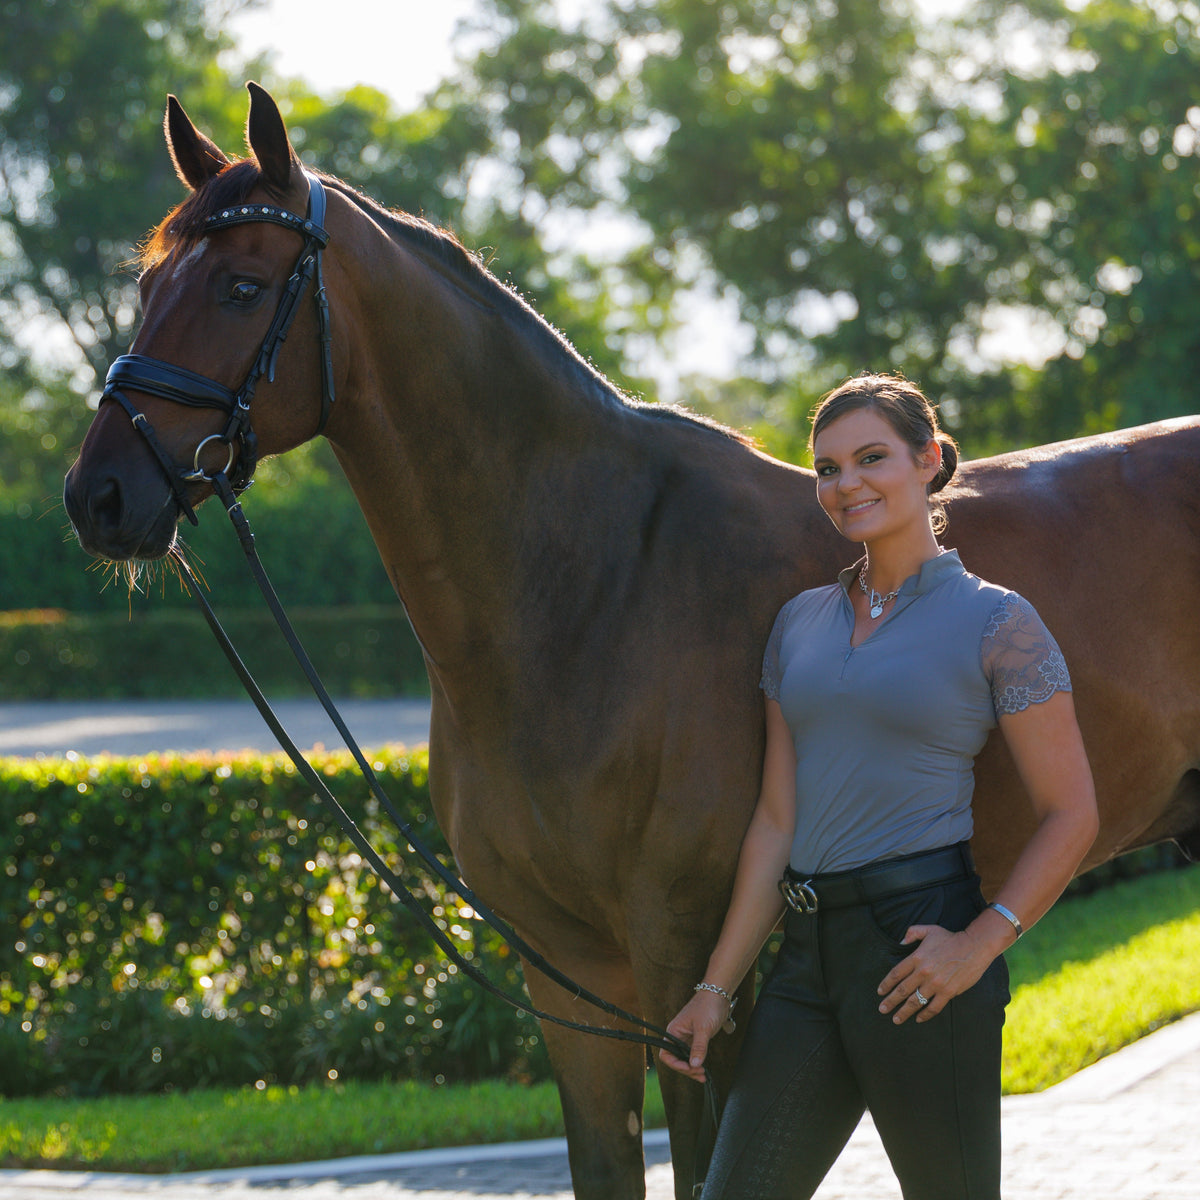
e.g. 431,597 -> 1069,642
63,447 -> 185,562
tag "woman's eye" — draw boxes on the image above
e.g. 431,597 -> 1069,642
230,280 -> 262,303
816,464 -> 838,477
860,453 -> 882,465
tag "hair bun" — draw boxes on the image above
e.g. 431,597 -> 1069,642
931,434 -> 959,494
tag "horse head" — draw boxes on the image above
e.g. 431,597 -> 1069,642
64,83 -> 335,561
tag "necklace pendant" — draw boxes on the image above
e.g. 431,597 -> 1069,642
858,565 -> 897,620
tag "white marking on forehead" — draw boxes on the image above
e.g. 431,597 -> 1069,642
171,237 -> 209,278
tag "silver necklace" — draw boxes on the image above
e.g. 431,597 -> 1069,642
857,563 -> 900,619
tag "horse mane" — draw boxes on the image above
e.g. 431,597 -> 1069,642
321,178 -> 752,446
139,159 -> 751,447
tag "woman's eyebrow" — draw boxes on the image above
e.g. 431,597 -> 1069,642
814,441 -> 888,463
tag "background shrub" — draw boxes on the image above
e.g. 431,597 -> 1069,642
0,749 -> 546,1095
8,440 -> 396,616
0,605 -> 426,700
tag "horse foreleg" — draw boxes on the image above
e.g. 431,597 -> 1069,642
522,956 -> 651,1200
653,1044 -> 733,1199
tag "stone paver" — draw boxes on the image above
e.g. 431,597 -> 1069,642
5,1011 -> 1199,1199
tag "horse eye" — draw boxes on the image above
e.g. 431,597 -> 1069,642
230,280 -> 262,303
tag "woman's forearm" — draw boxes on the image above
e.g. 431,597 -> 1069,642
968,694 -> 1098,958
970,801 -> 1098,956
660,698 -> 797,1079
699,809 -> 792,993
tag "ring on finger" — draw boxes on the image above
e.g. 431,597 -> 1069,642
913,987 -> 930,1007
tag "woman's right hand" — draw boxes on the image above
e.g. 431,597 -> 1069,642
659,990 -> 730,1083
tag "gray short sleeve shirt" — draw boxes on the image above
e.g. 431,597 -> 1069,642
760,549 -> 1071,874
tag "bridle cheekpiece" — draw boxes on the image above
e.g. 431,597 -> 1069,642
102,170 -> 335,524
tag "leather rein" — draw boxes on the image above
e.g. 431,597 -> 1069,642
105,170 -> 713,1104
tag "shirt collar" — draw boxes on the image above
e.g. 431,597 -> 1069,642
838,547 -> 964,598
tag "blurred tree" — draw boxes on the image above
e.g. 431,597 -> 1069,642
960,0 -> 1200,445
0,0 -> 640,612
449,0 -> 989,446
12,0 -> 1200,613
452,0 -> 1200,453
0,4 -> 417,612
0,0 -> 644,417
0,0 -> 257,391
0,1 -> 241,612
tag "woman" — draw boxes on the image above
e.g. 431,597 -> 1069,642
662,373 -> 1098,1199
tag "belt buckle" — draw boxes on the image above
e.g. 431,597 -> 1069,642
779,876 -> 819,914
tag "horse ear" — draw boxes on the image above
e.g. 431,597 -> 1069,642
245,81 -> 300,191
164,95 -> 229,191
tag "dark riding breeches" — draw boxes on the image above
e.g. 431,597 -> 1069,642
700,869 -> 1010,1200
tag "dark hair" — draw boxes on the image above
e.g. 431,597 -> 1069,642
809,372 -> 959,533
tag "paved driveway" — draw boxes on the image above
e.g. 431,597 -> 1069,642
0,698 -> 431,759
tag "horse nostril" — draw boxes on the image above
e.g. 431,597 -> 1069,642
87,475 -> 124,532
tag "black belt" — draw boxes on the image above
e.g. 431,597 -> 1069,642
779,842 -> 974,915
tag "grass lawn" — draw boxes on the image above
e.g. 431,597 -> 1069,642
2,867 -> 1198,1173
1002,866 -> 1200,1091
0,1077 -> 584,1175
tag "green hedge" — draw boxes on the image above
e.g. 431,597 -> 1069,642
4,435 -> 399,616
0,749 -> 546,1096
0,606 -> 428,699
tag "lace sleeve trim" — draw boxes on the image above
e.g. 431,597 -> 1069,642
982,592 -> 1072,716
760,604 -> 787,702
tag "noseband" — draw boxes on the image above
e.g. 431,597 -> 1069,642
102,170 -> 335,524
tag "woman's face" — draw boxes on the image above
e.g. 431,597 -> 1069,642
812,407 -> 939,545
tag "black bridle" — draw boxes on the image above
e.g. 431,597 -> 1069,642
103,165 -> 721,1179
102,170 -> 336,522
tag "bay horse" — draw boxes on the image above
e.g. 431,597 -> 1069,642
63,84 -> 1200,1200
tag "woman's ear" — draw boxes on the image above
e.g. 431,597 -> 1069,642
918,439 -> 942,483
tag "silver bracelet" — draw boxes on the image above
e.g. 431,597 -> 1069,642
694,982 -> 738,1032
989,901 -> 1023,938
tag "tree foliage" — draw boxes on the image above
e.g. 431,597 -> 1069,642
452,0 -> 1200,451
0,0 -> 246,388
0,2 -> 488,614
967,0 -> 1200,443
0,0 -> 671,622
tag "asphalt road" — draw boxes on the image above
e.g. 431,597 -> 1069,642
0,697 -> 432,759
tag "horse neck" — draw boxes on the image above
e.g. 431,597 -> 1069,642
323,212 -> 645,685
